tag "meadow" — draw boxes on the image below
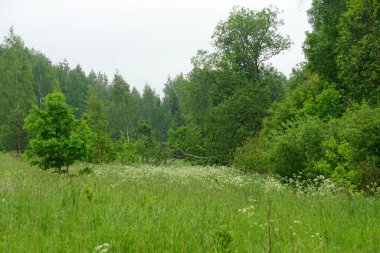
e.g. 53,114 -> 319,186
0,153 -> 379,252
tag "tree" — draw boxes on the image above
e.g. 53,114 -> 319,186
171,7 -> 291,164
162,74 -> 185,132
140,84 -> 166,139
0,28 -> 35,154
179,50 -> 215,125
29,50 -> 56,109
85,86 -> 114,163
303,0 -> 346,83
67,64 -> 89,117
336,0 -> 380,104
205,84 -> 271,164
24,91 -> 94,172
109,72 -> 132,140
213,6 -> 292,82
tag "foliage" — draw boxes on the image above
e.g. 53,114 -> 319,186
24,91 -> 94,171
235,0 -> 380,190
205,84 -> 271,164
213,6 -> 292,81
303,0 -> 346,82
336,0 -> 380,104
109,73 -> 133,139
301,83 -> 344,120
162,75 -> 186,132
85,86 -> 115,163
168,126 -> 207,163
212,224 -> 234,251
140,85 -> 167,139
0,28 -> 35,153
172,6 -> 291,165
117,133 -> 139,165
235,103 -> 380,189
332,104 -> 380,187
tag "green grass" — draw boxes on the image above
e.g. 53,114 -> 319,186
0,153 -> 379,252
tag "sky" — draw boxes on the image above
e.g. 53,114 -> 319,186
0,0 -> 311,96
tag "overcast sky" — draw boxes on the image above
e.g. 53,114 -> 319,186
0,0 -> 311,96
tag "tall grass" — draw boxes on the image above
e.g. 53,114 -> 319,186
0,153 -> 379,252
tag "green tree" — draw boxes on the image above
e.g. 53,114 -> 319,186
55,61 -> 89,117
213,6 -> 292,82
29,50 -> 56,109
67,64 -> 89,117
205,84 -> 271,164
336,0 -> 380,104
162,74 -> 185,132
303,0 -> 346,82
172,7 -> 291,164
117,132 -> 139,165
85,86 -> 114,163
140,84 -> 166,139
129,87 -> 142,136
0,28 -> 35,153
109,73 -> 133,140
179,50 -> 215,125
24,91 -> 94,172
87,70 -> 110,103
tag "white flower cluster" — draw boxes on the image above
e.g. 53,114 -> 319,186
238,205 -> 255,217
92,164 -> 254,189
90,164 -> 379,197
94,243 -> 110,253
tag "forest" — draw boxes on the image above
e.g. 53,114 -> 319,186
0,0 -> 379,190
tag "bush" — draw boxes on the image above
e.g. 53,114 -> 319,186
235,103 -> 380,190
117,134 -> 139,165
234,136 -> 272,174
269,117 -> 329,179
323,104 -> 380,188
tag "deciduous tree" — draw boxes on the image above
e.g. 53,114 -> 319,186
24,91 -> 94,172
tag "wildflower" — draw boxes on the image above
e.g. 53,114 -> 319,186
94,243 -> 110,253
238,205 -> 255,216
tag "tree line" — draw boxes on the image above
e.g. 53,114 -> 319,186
1,0 -> 379,189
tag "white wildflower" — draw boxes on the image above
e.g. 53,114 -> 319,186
94,243 -> 110,253
238,205 -> 255,216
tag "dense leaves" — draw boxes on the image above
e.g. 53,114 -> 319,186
0,29 -> 35,154
24,91 -> 94,171
235,0 -> 380,189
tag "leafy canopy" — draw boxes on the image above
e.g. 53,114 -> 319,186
24,91 -> 94,171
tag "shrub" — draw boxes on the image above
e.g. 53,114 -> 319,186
235,102 -> 380,190
117,133 -> 139,165
322,104 -> 380,188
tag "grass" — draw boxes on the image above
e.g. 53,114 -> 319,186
0,153 -> 379,252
